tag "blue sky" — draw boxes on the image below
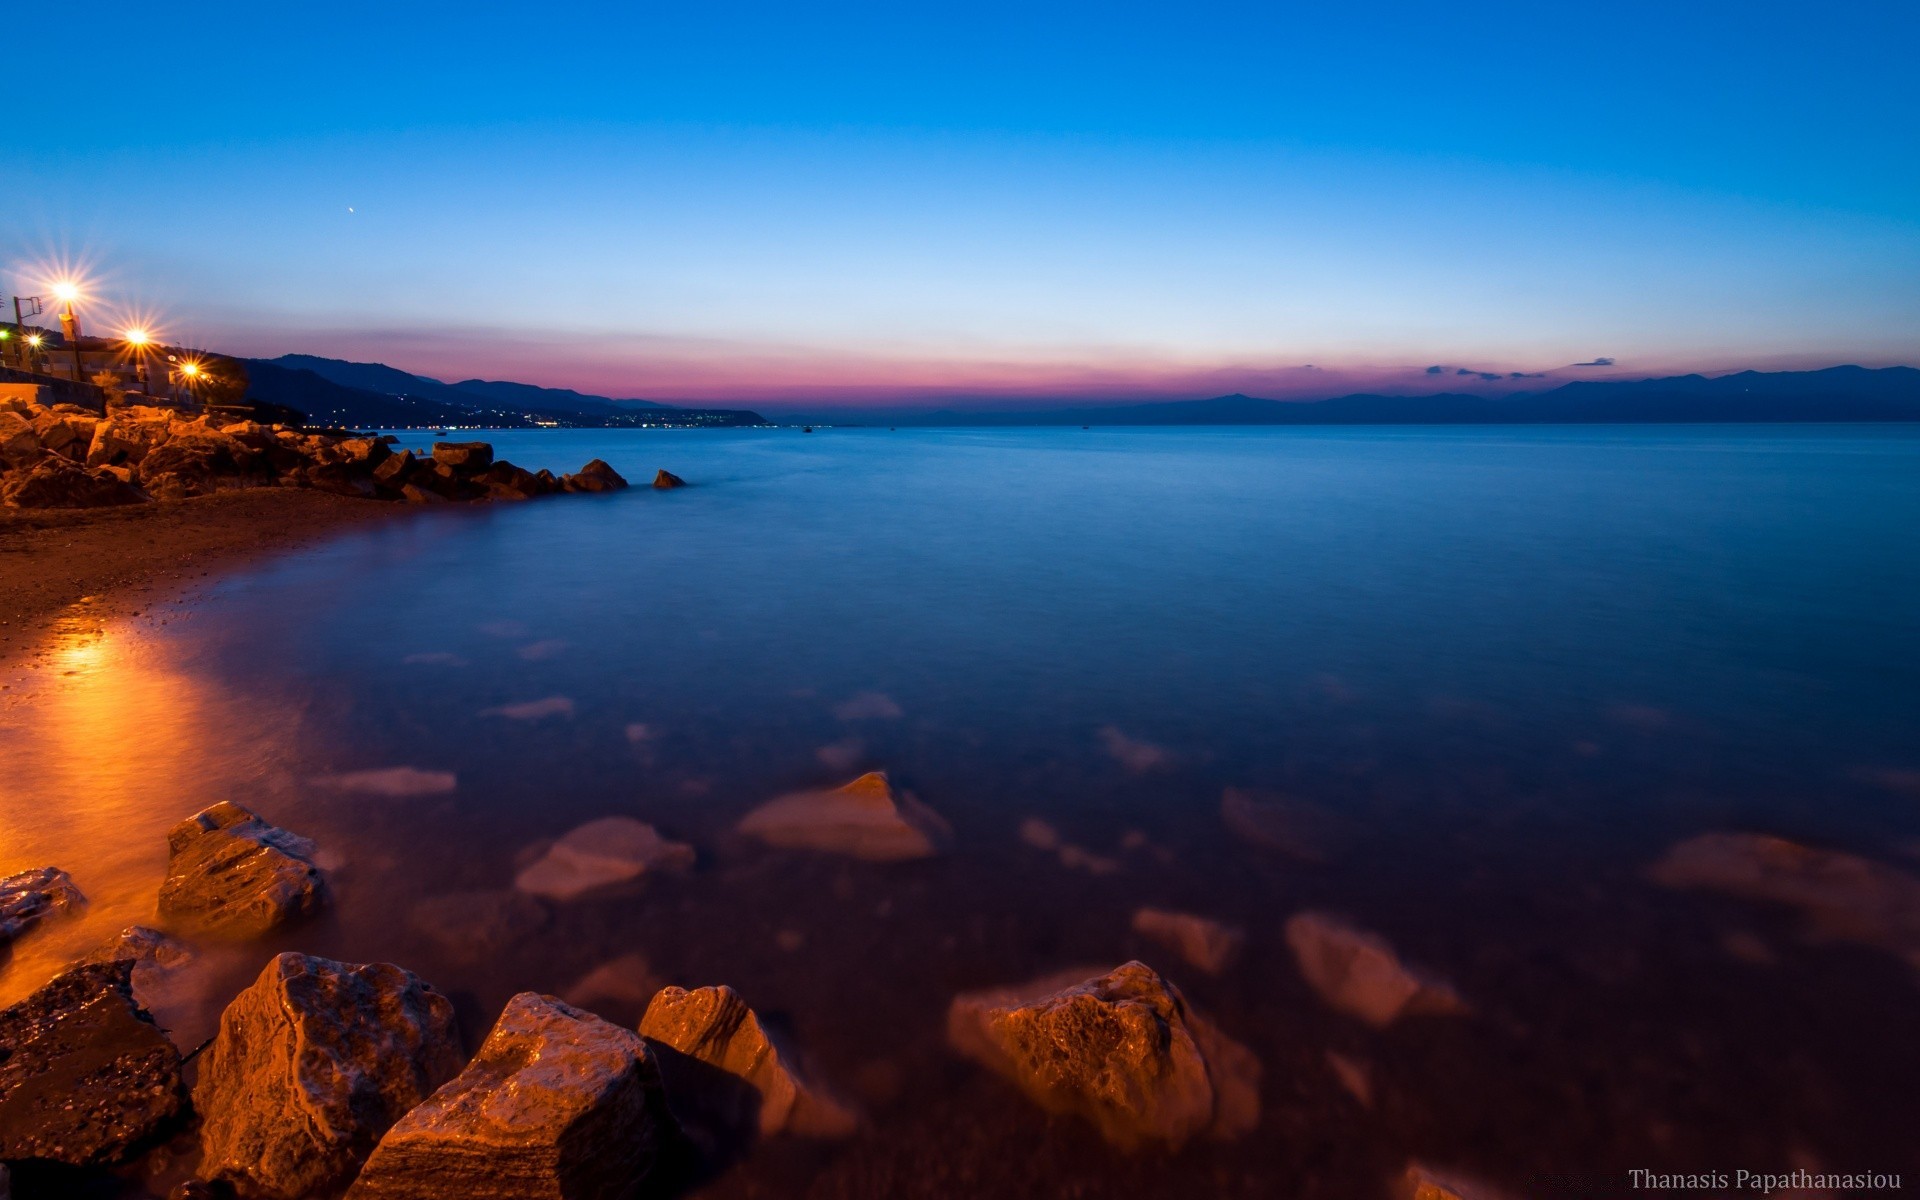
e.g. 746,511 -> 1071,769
8,0 -> 1916,405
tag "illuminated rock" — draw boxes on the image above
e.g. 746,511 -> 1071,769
514,817 -> 695,901
158,802 -> 327,937
81,926 -> 200,1042
640,985 -> 857,1139
1284,913 -> 1467,1028
194,953 -> 463,1200
947,961 -> 1260,1151
1400,1162 -> 1517,1200
0,961 -> 185,1166
738,771 -> 949,862
651,469 -> 686,489
0,455 -> 144,507
431,441 -> 493,470
346,993 -> 675,1200
1651,831 -> 1920,968
0,866 -> 85,951
1131,908 -> 1244,975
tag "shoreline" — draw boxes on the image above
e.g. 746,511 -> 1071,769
0,489 -> 403,667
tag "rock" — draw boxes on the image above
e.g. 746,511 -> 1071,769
136,431 -> 258,496
1221,787 -> 1345,862
1399,1162 -> 1517,1200
432,441 -> 494,471
338,437 -> 391,467
1284,913 -> 1467,1028
85,409 -> 171,466
410,889 -> 549,961
82,925 -> 198,1025
400,483 -> 448,504
345,992 -> 674,1200
560,459 -> 629,493
372,448 -> 415,488
194,953 -> 464,1200
1650,831 -> 1920,968
946,961 -> 1260,1150
738,771 -> 950,862
482,461 -> 549,500
0,455 -> 144,507
0,961 -> 186,1166
0,411 -> 38,465
1131,908 -> 1244,975
651,469 -> 686,489
0,866 -> 85,950
515,817 -> 695,901
157,802 -> 327,937
639,985 -> 857,1139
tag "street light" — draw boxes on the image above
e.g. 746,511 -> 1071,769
124,328 -> 152,393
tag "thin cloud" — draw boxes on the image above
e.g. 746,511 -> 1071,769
1571,357 -> 1615,367
1425,365 -> 1445,375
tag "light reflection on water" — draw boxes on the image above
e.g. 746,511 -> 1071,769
2,425 -> 1919,1196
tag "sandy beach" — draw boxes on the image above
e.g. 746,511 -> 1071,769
0,490 -> 400,666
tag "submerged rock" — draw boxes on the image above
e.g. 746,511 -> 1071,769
1131,909 -> 1244,976
158,802 -> 327,937
738,771 -> 950,862
1284,913 -> 1467,1028
346,993 -> 674,1200
651,469 -> 686,489
410,889 -> 550,961
0,866 -> 85,950
946,961 -> 1260,1151
1221,788 -> 1345,862
194,953 -> 464,1200
514,817 -> 695,901
81,926 -> 201,1042
1400,1162 -> 1518,1200
1651,831 -> 1920,968
640,985 -> 857,1140
0,961 -> 186,1166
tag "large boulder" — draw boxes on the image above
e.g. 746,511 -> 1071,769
0,866 -> 85,950
157,802 -> 327,937
0,961 -> 186,1165
1399,1162 -> 1518,1200
514,817 -> 695,901
85,408 -> 172,466
81,926 -> 205,1048
651,470 -> 686,489
137,431 -> 260,498
1284,913 -> 1467,1028
0,410 -> 42,466
30,410 -> 97,460
481,461 -> 551,501
946,961 -> 1260,1151
737,771 -> 950,862
345,992 -> 676,1200
1651,831 -> 1920,968
432,441 -> 494,471
0,455 -> 144,507
639,985 -> 857,1140
194,953 -> 464,1200
559,459 -> 628,494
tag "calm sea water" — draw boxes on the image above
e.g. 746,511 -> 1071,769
4,425 -> 1919,1197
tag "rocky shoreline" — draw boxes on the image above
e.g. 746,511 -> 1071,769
1,395 -> 632,508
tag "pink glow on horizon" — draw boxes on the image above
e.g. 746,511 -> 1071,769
201,322 -> 1897,410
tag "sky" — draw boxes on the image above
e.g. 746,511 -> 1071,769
6,0 -> 1917,409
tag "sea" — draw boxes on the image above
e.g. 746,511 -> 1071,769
3,424 -> 1918,1196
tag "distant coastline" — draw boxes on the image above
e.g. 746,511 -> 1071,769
240,358 -> 1920,430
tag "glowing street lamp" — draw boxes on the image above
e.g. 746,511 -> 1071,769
124,328 -> 153,392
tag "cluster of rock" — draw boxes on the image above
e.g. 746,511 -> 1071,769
0,394 -> 641,508
18,766 -> 1772,1197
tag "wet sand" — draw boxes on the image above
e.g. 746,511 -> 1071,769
0,490 -> 402,665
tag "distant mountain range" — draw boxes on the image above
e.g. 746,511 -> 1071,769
242,354 -> 766,428
240,356 -> 1920,429
896,366 -> 1920,426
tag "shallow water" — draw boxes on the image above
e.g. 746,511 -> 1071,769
4,425 -> 1919,1196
